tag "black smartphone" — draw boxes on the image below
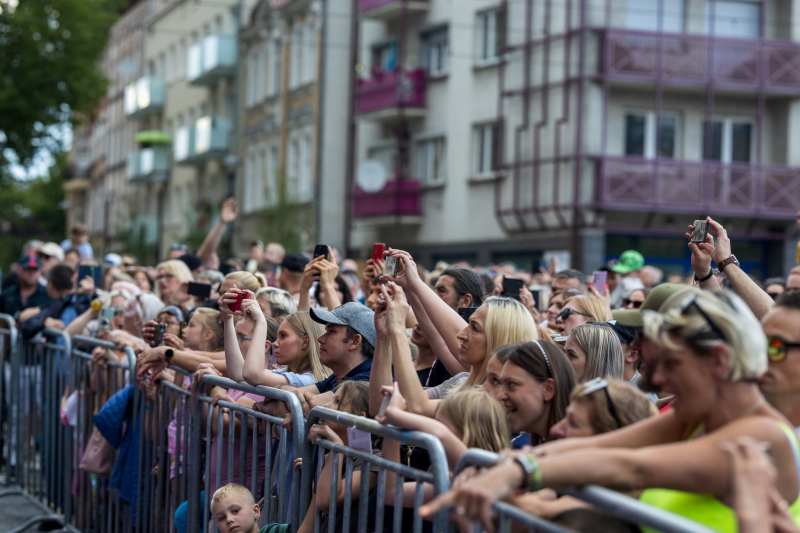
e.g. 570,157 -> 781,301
152,324 -> 167,347
502,278 -> 525,301
313,244 -> 329,260
690,219 -> 709,243
78,265 -> 103,289
458,307 -> 478,321
529,288 -> 543,310
187,281 -> 212,300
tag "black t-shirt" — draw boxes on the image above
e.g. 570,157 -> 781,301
415,366 -> 432,386
425,359 -> 452,388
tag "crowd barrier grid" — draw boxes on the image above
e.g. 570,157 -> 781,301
187,374 -> 307,533
454,448 -> 717,533
302,406 -> 451,533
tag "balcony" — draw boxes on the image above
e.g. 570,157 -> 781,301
174,126 -> 198,165
187,35 -> 237,86
127,147 -> 170,183
599,29 -> 800,95
353,179 -> 422,223
357,69 -> 427,121
359,0 -> 429,20
596,156 -> 800,218
123,77 -> 165,118
175,117 -> 230,165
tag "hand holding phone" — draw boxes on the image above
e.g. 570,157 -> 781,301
229,290 -> 249,313
371,243 -> 386,263
187,281 -> 212,300
458,307 -> 478,321
501,278 -> 525,301
377,392 -> 392,418
591,271 -> 608,296
152,324 -> 167,347
383,256 -> 399,277
313,244 -> 330,261
690,219 -> 709,243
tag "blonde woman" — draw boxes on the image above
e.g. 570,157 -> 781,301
423,290 -> 800,533
155,259 -> 194,306
254,287 -> 297,320
564,323 -> 625,382
555,294 -> 611,335
221,270 -> 267,295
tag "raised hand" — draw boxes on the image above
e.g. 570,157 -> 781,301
219,198 -> 239,224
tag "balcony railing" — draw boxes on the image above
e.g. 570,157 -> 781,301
187,35 -> 237,86
599,29 -> 800,94
174,126 -> 198,165
596,156 -> 800,218
353,179 -> 421,219
174,117 -> 230,165
127,147 -> 170,183
359,0 -> 429,19
357,69 -> 426,118
124,77 -> 165,118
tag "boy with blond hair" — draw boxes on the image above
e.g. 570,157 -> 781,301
210,484 -> 262,533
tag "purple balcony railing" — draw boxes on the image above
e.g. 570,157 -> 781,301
596,156 -> 800,218
359,0 -> 428,14
357,69 -> 427,116
353,179 -> 421,218
600,29 -> 800,94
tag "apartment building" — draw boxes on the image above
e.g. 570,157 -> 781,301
64,0 -> 147,253
347,0 -> 800,276
235,0 -> 353,253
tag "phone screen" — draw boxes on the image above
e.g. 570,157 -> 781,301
502,278 -> 525,301
78,265 -> 103,289
378,393 -> 391,418
458,307 -> 478,321
592,271 -> 608,296
187,282 -> 212,300
690,220 -> 709,243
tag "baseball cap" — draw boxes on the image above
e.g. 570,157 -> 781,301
588,320 -> 637,344
39,242 -> 65,261
104,253 -> 123,267
310,303 -> 377,348
159,305 -> 185,323
18,253 -> 42,270
179,253 -> 203,272
612,283 -> 689,328
281,252 -> 309,273
610,250 -> 645,274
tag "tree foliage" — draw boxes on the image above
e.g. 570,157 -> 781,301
0,0 -> 119,167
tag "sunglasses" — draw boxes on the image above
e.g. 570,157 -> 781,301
767,292 -> 783,301
170,243 -> 188,251
623,298 -> 644,309
679,293 -> 727,342
582,378 -> 623,428
767,336 -> 800,362
156,273 -> 175,281
557,308 -> 591,321
111,305 -> 126,316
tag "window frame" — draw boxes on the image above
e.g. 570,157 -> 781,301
623,110 -> 680,160
473,122 -> 499,177
421,26 -> 449,77
703,117 -> 754,164
475,7 -> 505,66
415,134 -> 448,186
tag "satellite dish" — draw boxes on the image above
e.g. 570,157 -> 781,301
357,160 -> 388,193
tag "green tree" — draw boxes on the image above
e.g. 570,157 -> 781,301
261,170 -> 314,254
0,0 -> 118,168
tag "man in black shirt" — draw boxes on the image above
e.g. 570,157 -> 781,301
0,254 -> 51,320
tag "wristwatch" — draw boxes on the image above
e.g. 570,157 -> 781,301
165,348 -> 175,360
717,255 -> 740,273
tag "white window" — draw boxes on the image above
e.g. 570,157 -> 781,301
706,0 -> 759,38
416,136 -> 447,185
262,42 -> 271,99
244,151 -> 255,213
627,0 -> 685,33
272,40 -> 282,95
475,9 -> 504,63
422,27 -> 449,76
371,41 -> 397,73
474,123 -> 498,175
704,118 -> 752,162
303,23 -> 316,84
254,47 -> 265,102
624,112 -> 678,159
246,50 -> 256,107
288,136 -> 299,200
267,143 -> 278,206
290,27 -> 301,88
178,39 -> 187,78
167,45 -> 176,81
300,132 -> 313,202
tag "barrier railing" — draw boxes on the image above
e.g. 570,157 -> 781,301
302,406 -> 450,533
454,448 -> 717,533
187,374 -> 307,533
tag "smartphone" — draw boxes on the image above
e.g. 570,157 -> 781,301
187,281 -> 212,300
78,265 -> 103,289
383,256 -> 399,277
458,307 -> 478,321
229,291 -> 249,313
98,308 -> 115,334
268,344 -> 277,370
313,244 -> 329,260
371,243 -> 386,263
152,324 -> 167,347
592,271 -> 608,296
502,278 -> 525,301
378,392 -> 392,418
690,219 -> 709,243
529,288 -> 543,311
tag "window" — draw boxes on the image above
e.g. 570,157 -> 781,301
272,40 -> 282,95
371,42 -> 397,73
416,136 -> 447,185
178,39 -> 187,77
262,42 -> 271,99
214,15 -> 223,34
706,0 -> 759,38
167,45 -> 176,81
158,53 -> 166,78
475,9 -> 504,63
474,123 -> 498,175
288,136 -> 300,200
267,143 -> 278,206
303,23 -> 316,84
624,112 -> 677,159
704,118 -> 752,162
244,151 -> 256,213
290,27 -> 301,88
421,27 -> 449,76
300,132 -> 313,202
255,46 -> 265,102
627,0 -> 685,33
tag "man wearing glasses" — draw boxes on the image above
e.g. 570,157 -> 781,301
759,292 -> 800,434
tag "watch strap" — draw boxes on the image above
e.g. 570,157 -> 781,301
718,256 -> 738,272
694,270 -> 714,283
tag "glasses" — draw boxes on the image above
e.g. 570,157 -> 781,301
679,293 -> 727,342
582,378 -> 622,428
557,308 -> 591,321
767,336 -> 800,362
170,243 -> 188,251
623,299 -> 644,309
156,273 -> 175,281
767,292 -> 783,301
236,334 -> 252,343
111,306 -> 125,316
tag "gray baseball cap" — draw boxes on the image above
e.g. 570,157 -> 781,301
310,303 -> 376,348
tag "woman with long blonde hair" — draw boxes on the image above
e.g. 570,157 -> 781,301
155,259 -> 194,306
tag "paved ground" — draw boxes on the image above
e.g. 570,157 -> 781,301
0,492 -> 57,532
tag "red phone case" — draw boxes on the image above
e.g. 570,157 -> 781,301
229,291 -> 249,313
371,243 -> 386,263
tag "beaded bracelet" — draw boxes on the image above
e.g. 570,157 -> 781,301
510,455 -> 543,492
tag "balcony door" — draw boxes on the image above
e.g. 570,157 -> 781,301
626,0 -> 685,33
705,0 -> 760,38
624,112 -> 678,159
703,118 -> 754,208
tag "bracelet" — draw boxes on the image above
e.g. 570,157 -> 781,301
510,455 -> 543,492
694,269 -> 714,283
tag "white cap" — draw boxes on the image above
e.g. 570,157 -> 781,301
40,242 -> 65,261
104,253 -> 123,267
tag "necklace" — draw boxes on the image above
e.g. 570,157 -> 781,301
738,396 -> 766,420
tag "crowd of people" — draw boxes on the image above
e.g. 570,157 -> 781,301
2,198 -> 800,533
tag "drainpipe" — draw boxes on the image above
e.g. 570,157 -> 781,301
314,0 -> 327,244
343,0 -> 359,256
227,0 -> 244,259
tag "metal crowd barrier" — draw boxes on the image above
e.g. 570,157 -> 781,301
301,406 -> 451,533
454,448 -> 717,533
186,374 -> 307,533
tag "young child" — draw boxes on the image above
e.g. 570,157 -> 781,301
210,483 -> 262,533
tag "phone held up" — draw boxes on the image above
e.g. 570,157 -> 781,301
690,219 -> 709,243
98,308 -> 115,334
152,324 -> 167,347
187,281 -> 212,300
371,243 -> 386,263
592,271 -> 608,296
229,291 -> 249,313
458,307 -> 478,322
313,244 -> 329,261
501,278 -> 525,301
383,256 -> 399,277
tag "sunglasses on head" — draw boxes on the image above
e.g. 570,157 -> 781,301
623,298 -> 643,308
557,308 -> 591,321
679,293 -> 727,342
767,336 -> 800,362
582,378 -> 623,428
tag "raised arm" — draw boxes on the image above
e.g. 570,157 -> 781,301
368,305 -> 393,417
239,298 -> 289,388
196,198 -> 238,265
66,305 -> 100,338
406,289 -> 467,375
220,286 -> 246,381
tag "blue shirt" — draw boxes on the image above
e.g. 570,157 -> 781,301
60,239 -> 94,259
511,433 -> 531,449
313,358 -> 373,393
